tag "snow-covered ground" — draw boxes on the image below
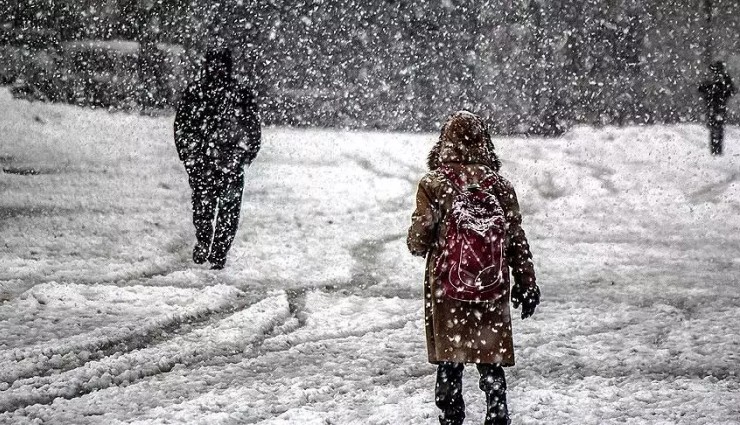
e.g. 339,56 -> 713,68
1,88 -> 740,424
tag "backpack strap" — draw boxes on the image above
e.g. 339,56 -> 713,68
478,173 -> 499,191
437,166 -> 465,195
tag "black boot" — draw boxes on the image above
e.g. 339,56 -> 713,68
439,415 -> 464,425
477,364 -> 510,425
192,243 -> 209,264
436,362 -> 465,425
209,257 -> 226,270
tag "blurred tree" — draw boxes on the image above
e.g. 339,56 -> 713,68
704,0 -> 713,72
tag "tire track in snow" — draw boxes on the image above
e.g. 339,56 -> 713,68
1,291 -> 420,422
1,232 -> 200,301
0,292 -> 291,413
688,172 -> 738,204
0,260 -> 187,303
127,293 -> 421,425
533,170 -> 569,200
0,285 -> 249,384
571,160 -> 618,194
349,233 -> 406,288
274,233 -> 412,300
190,298 -> 417,374
23,293 -> 417,424
343,153 -> 419,186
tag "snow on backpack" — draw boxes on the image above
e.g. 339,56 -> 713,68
434,167 -> 508,302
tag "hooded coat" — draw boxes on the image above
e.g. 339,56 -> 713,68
407,111 -> 537,365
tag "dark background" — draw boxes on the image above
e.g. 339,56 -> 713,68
2,0 -> 740,133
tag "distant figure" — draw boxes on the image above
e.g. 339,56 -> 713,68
174,48 -> 261,269
408,111 -> 540,425
699,61 -> 736,155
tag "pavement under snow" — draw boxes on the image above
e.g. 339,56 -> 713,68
1,89 -> 739,424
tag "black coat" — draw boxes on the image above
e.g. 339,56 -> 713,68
174,79 -> 261,174
699,71 -> 736,122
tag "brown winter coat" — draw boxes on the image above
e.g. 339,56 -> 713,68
407,112 -> 537,365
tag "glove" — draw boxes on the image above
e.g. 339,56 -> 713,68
512,283 -> 540,320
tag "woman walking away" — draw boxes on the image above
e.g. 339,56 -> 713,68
407,111 -> 540,425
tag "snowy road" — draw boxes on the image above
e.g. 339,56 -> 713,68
2,89 -> 740,424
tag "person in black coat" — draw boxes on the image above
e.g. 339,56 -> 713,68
699,61 -> 736,155
174,47 -> 261,269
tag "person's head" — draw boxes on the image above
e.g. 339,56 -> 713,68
441,110 -> 486,145
203,47 -> 233,85
711,61 -> 726,76
428,110 -> 500,171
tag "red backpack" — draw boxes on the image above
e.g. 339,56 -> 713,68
434,166 -> 508,302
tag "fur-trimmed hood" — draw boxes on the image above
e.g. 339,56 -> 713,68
427,111 -> 501,171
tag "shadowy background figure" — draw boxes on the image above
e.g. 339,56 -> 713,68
699,61 -> 736,155
174,47 -> 261,269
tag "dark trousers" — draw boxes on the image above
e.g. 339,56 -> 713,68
436,362 -> 509,425
188,166 -> 244,265
709,121 -> 724,155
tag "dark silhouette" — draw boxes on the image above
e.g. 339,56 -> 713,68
174,48 -> 261,269
699,61 -> 736,155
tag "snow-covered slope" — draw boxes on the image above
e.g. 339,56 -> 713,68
1,89 -> 739,424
